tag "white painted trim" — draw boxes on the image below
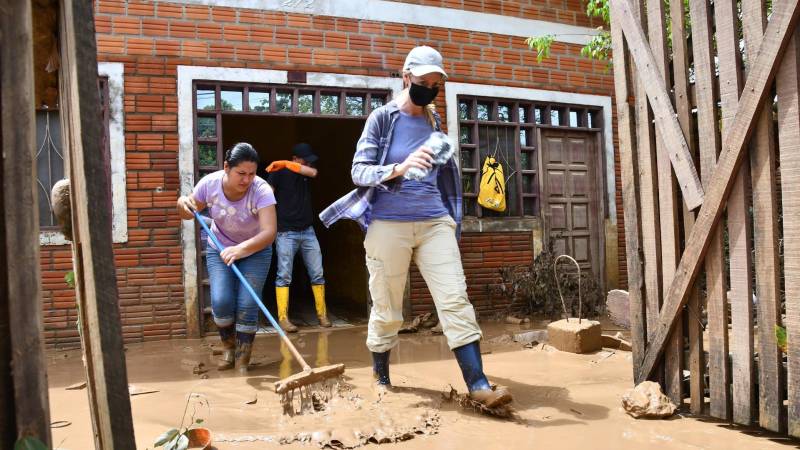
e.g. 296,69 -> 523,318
177,65 -> 403,335
40,62 -> 128,246
444,82 -> 617,223
178,0 -> 597,45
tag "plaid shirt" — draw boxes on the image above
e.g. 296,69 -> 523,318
319,100 -> 463,238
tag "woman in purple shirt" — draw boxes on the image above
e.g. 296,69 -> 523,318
177,143 -> 277,372
337,46 -> 512,408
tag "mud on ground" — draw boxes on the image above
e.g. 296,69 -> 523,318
47,323 -> 794,450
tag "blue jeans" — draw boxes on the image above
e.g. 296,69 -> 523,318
275,227 -> 325,287
206,246 -> 271,333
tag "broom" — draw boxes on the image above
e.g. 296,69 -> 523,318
193,211 -> 345,410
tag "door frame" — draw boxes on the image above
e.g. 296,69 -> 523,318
177,65 -> 403,337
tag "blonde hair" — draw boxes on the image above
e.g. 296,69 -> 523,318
401,70 -> 438,129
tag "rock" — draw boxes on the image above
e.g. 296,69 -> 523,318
601,333 -> 632,351
622,381 -> 677,419
606,290 -> 630,329
513,330 -> 548,345
546,319 -> 602,353
505,316 -> 530,324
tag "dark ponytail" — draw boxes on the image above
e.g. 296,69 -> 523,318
225,142 -> 259,168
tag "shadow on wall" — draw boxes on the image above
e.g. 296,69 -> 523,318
221,115 -> 369,316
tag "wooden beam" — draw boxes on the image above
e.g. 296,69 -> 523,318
715,0 -> 751,423
637,0 -> 800,383
58,0 -> 136,448
777,25 -> 800,439
743,0 -> 784,432
610,14 -> 646,378
610,0 -> 705,210
0,1 -> 52,446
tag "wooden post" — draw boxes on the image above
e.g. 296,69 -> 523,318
777,25 -> 800,439
715,0 -> 751,423
0,0 -> 52,446
647,0 -> 683,405
610,13 -> 646,379
744,0 -> 786,433
58,0 -> 136,448
672,0 -> 704,415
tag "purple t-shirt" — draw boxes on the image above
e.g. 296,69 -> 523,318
193,170 -> 276,249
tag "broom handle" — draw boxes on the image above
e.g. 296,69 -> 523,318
193,210 -> 312,371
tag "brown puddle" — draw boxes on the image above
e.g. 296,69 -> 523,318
48,322 -> 790,450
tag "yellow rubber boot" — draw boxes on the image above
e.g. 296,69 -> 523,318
312,284 -> 331,327
276,286 -> 298,333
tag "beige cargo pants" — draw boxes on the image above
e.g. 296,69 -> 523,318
364,216 -> 482,353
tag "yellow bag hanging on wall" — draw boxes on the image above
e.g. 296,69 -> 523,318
478,156 -> 506,212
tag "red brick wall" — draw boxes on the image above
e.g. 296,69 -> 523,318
409,233 -> 535,317
38,0 -> 622,347
390,0 -> 601,28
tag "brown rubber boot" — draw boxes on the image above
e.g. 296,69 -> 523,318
468,386 -> 514,409
216,325 -> 236,371
279,319 -> 298,333
235,331 -> 255,373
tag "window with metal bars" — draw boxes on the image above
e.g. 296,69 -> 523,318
36,76 -> 110,229
457,96 -> 602,218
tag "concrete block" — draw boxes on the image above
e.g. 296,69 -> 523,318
546,319 -> 602,353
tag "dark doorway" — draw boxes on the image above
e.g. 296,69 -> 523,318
221,115 -> 369,325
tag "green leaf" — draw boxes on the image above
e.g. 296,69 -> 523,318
175,434 -> 190,450
64,271 -> 76,288
154,428 -> 180,447
195,418 -> 204,424
164,435 -> 180,450
776,325 -> 788,353
14,437 -> 49,450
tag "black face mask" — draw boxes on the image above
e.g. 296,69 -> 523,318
409,82 -> 439,106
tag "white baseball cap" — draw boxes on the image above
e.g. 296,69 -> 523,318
403,46 -> 448,78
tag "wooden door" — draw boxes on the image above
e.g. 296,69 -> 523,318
540,129 -> 603,276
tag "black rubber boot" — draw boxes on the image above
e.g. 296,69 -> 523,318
453,341 -> 513,408
217,325 -> 236,371
235,331 -> 255,373
372,350 -> 391,386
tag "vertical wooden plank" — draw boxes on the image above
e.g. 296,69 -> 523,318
670,0 -> 702,412
632,0 -> 664,384
58,0 -> 136,448
777,25 -> 800,439
743,0 -> 785,433
648,0 -> 683,404
715,0 -> 755,424
610,13 -> 647,378
0,1 -> 52,446
689,0 -> 730,420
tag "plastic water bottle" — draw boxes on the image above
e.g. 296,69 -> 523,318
404,132 -> 455,181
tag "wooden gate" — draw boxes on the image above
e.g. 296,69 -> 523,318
610,0 -> 800,435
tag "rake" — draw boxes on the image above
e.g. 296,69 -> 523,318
193,211 -> 345,411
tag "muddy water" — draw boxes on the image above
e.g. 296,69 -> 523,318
49,323 -> 789,450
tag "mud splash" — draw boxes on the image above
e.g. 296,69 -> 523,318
215,410 -> 440,448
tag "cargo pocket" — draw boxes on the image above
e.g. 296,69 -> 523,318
365,255 -> 389,312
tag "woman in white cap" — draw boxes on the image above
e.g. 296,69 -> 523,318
321,46 -> 513,408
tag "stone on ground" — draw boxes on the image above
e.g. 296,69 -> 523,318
622,381 -> 677,419
546,318 -> 602,353
606,290 -> 630,329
